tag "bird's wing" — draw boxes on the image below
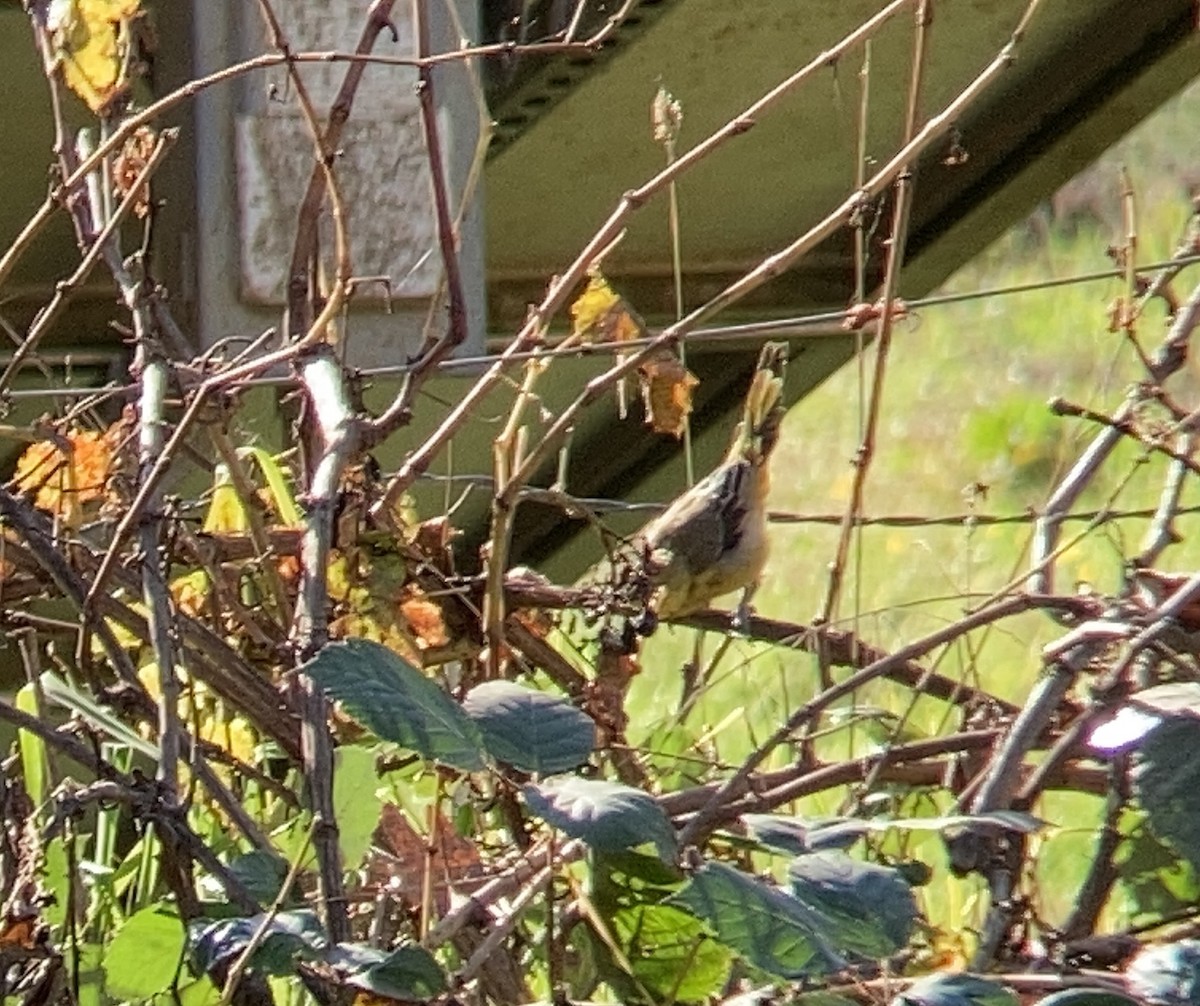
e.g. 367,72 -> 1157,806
644,460 -> 753,578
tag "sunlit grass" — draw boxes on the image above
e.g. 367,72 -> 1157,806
625,81 -> 1200,945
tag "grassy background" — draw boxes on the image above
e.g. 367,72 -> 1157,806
623,79 -> 1200,950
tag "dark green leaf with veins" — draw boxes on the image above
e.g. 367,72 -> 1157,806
463,680 -> 596,773
301,638 -> 486,771
524,776 -> 676,861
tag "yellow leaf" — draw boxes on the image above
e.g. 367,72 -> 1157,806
202,450 -> 302,533
570,274 -> 619,339
202,468 -> 249,533
200,713 -> 257,766
570,271 -> 645,344
52,0 -> 143,113
171,569 -> 211,618
327,551 -> 425,664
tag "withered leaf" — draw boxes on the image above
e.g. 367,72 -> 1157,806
368,803 -> 482,914
113,125 -> 156,217
399,588 -> 450,650
639,350 -> 699,438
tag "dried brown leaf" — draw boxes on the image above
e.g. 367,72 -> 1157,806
639,350 -> 698,438
113,125 -> 155,217
399,589 -> 449,650
368,803 -> 483,914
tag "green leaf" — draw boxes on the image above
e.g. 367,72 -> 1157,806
894,973 -> 1018,1006
927,810 -> 1045,836
743,815 -> 866,855
1118,817 -> 1200,922
742,812 -> 1041,858
794,995 -> 865,1006
40,671 -> 158,758
788,851 -> 918,959
671,861 -> 844,979
1127,940 -> 1200,1006
524,777 -> 676,861
157,976 -> 222,1006
1032,991 -> 1140,1006
1132,683 -> 1200,719
301,639 -> 485,771
593,848 -> 685,896
334,744 -> 385,869
226,851 -> 289,905
189,909 -> 326,978
15,684 -> 47,806
1135,718 -> 1200,873
42,839 -> 69,931
103,903 -> 185,1001
239,446 -> 303,526
463,680 -> 596,774
585,849 -> 725,1001
611,902 -> 731,1001
67,942 -> 104,1006
329,943 -> 447,1001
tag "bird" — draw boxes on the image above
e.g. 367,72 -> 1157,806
637,341 -> 788,627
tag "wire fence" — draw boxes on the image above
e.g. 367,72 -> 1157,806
2,249 -> 1197,404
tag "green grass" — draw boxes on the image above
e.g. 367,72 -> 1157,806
623,80 -> 1200,949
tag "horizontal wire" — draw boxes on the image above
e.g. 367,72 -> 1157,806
767,503 -> 1200,529
414,471 -> 1197,530
2,249 -> 1198,404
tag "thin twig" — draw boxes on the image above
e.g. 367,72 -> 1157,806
424,838 -> 584,949
370,0 -> 918,516
483,361 -> 545,676
0,129 -> 178,395
413,0 -> 468,355
821,0 -> 932,633
219,821 -> 315,1005
456,864 -> 552,983
675,592 -> 1065,850
1030,272 -> 1200,596
0,9 -> 654,295
496,0 -> 1037,511
1060,758 -> 1129,941
1135,433 -> 1192,566
280,0 -> 394,339
1049,396 -> 1200,477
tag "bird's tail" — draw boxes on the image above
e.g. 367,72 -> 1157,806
725,341 -> 788,466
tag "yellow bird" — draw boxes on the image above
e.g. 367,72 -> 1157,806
639,341 -> 788,625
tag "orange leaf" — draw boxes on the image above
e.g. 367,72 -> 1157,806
13,428 -> 112,519
0,917 -> 37,949
400,590 -> 449,649
639,350 -> 699,438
